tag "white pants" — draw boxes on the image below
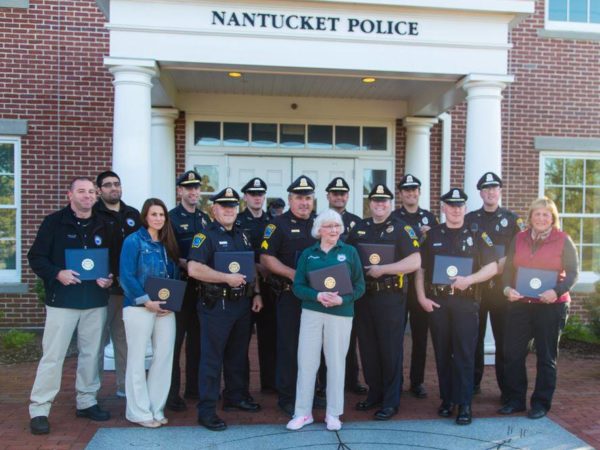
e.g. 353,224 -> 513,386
29,305 -> 107,418
123,306 -> 175,422
99,294 -> 127,393
294,309 -> 353,418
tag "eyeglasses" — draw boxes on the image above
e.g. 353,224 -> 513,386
321,224 -> 342,230
101,181 -> 121,188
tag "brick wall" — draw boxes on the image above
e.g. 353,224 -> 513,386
0,0 -> 113,326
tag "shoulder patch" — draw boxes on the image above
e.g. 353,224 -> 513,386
516,217 -> 526,232
264,224 -> 276,239
404,225 -> 418,240
481,232 -> 494,247
191,233 -> 206,248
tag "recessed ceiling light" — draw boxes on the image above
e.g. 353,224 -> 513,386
362,77 -> 376,84
228,72 -> 243,78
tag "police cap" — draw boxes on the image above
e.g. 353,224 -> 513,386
241,177 -> 267,194
441,188 -> 468,206
477,172 -> 502,190
397,174 -> 421,190
368,184 -> 394,200
177,170 -> 202,187
210,187 -> 240,206
325,177 -> 350,192
287,176 -> 315,194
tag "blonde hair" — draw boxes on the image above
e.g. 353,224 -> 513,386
527,197 -> 560,230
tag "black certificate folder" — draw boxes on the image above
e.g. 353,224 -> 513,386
357,243 -> 395,267
144,277 -> 186,312
516,267 -> 558,298
65,248 -> 109,281
214,251 -> 255,283
308,263 -> 353,296
432,255 -> 474,285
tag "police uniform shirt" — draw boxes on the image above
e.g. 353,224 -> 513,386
260,210 -> 316,269
391,206 -> 438,241
169,203 -> 211,259
340,210 -> 361,242
465,207 -> 525,257
420,224 -> 497,285
346,215 -> 420,274
188,221 -> 253,286
235,208 -> 271,255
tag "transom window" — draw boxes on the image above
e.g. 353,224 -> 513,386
193,121 -> 388,151
541,154 -> 599,274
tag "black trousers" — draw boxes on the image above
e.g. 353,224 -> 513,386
169,280 -> 200,398
404,283 -> 429,387
275,290 -> 302,405
503,301 -> 568,412
355,290 -> 406,409
254,280 -> 277,390
474,281 -> 507,394
196,296 -> 252,417
345,322 -> 361,387
429,295 -> 479,406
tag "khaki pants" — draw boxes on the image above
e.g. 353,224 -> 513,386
99,294 -> 127,393
294,309 -> 353,418
123,306 -> 175,423
29,305 -> 107,418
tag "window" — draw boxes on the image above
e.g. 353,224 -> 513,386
0,137 -> 20,282
546,0 -> 600,32
541,154 -> 600,274
193,164 -> 219,213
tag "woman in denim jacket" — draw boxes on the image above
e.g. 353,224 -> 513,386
120,198 -> 180,428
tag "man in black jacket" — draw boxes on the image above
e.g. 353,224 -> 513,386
27,177 -> 114,435
94,170 -> 141,398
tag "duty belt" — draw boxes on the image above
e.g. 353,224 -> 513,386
366,275 -> 404,293
428,284 -> 476,299
201,283 -> 253,301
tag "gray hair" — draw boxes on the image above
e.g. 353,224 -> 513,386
311,209 -> 344,239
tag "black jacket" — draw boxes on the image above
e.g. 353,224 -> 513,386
27,206 -> 115,309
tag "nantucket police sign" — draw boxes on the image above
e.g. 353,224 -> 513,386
211,10 -> 419,36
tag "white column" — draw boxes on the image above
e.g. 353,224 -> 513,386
403,117 -> 438,210
151,108 -> 179,209
105,58 -> 158,211
462,75 -> 511,212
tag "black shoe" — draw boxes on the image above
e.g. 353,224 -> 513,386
497,404 -> 526,415
184,391 -> 199,400
347,383 -> 368,394
527,407 -> 547,420
437,402 -> 454,418
76,404 -> 110,421
409,384 -> 427,399
30,416 -> 50,435
166,395 -> 187,412
223,399 -> 261,413
456,405 -> 472,425
198,414 -> 227,431
355,399 -> 382,411
278,401 -> 294,417
374,406 -> 398,421
473,384 -> 481,395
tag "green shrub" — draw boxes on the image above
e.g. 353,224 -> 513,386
33,278 -> 45,304
1,329 -> 35,350
584,281 -> 600,338
563,314 -> 600,345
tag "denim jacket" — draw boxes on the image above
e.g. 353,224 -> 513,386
119,227 -> 179,307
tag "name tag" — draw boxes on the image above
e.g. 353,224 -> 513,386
291,229 -> 300,233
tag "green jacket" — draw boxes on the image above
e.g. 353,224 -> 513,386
293,241 -> 365,317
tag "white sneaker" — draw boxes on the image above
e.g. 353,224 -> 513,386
325,414 -> 342,431
286,415 -> 314,431
116,390 -> 126,398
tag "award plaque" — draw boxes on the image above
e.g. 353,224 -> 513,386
432,255 -> 474,285
357,243 -> 395,267
214,251 -> 255,283
515,267 -> 558,298
65,248 -> 109,281
307,263 -> 353,296
144,277 -> 187,312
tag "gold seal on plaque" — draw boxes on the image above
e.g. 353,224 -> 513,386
81,258 -> 94,271
158,288 -> 170,300
324,277 -> 336,289
228,261 -> 241,273
369,253 -> 381,265
446,265 -> 458,277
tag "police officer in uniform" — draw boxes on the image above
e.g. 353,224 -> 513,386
392,174 -> 438,399
188,187 -> 263,431
260,175 -> 317,416
465,172 -> 525,399
415,188 -> 498,425
346,184 -> 421,421
236,177 -> 276,392
325,177 -> 366,395
167,170 -> 211,411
